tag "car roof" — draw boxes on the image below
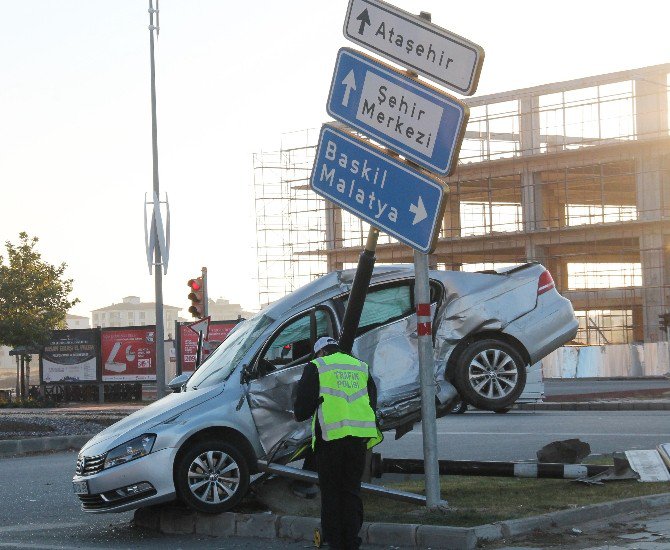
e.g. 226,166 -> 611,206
261,264 -> 415,320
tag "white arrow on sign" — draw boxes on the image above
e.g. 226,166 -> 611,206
341,70 -> 357,107
409,196 -> 428,225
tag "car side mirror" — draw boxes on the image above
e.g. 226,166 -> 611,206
168,373 -> 190,393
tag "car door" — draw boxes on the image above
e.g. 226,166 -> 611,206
336,279 -> 445,430
246,305 -> 339,456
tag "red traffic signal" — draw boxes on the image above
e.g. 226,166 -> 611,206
187,277 -> 204,318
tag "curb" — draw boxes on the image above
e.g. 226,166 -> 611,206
133,492 -> 670,549
517,401 -> 670,411
0,434 -> 93,458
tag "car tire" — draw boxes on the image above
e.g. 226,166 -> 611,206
452,339 -> 526,412
174,439 -> 249,514
450,400 -> 468,414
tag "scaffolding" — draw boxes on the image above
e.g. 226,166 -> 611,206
254,63 -> 670,346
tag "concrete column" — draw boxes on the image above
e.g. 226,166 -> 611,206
325,201 -> 343,272
519,95 -> 541,157
442,190 -> 461,239
635,72 -> 669,141
636,152 -> 670,342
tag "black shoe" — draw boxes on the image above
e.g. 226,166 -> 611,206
290,480 -> 319,499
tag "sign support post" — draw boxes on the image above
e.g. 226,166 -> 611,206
339,227 -> 379,353
414,249 -> 441,508
411,8 -> 442,511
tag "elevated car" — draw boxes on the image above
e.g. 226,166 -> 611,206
72,263 -> 577,514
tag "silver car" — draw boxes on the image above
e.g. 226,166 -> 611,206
72,263 -> 577,514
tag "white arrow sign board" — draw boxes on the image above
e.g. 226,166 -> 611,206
343,0 -> 484,96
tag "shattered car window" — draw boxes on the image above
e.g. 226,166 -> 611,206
342,284 -> 413,331
186,313 -> 274,390
261,309 -> 333,368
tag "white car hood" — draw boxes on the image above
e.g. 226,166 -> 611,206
80,385 -> 222,454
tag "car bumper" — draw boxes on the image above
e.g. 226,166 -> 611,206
506,295 -> 578,365
72,447 -> 176,513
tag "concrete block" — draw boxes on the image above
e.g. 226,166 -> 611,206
0,440 -> 19,455
472,522 -> 504,544
416,525 -> 475,549
600,402 -> 621,411
500,515 -> 553,538
280,515 -> 320,542
195,512 -> 236,536
276,515 -> 299,540
235,513 -> 279,539
133,506 -> 161,530
366,522 -> 418,547
20,438 -> 47,453
159,507 -> 195,534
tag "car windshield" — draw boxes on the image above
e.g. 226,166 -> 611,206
185,312 -> 275,391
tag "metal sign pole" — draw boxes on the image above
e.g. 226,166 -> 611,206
202,266 -> 209,318
414,249 -> 441,508
338,227 -> 379,353
148,0 -> 166,399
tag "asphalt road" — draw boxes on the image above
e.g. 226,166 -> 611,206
380,409 -> 670,461
1,410 -> 669,548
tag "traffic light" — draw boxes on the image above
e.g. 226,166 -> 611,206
187,277 -> 204,318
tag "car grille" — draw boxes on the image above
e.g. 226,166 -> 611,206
75,453 -> 106,476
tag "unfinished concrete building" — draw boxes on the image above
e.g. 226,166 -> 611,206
254,63 -> 670,348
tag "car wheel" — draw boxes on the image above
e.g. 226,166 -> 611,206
450,400 -> 468,414
453,339 -> 526,411
174,440 -> 249,514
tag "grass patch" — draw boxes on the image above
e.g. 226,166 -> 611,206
358,475 -> 670,527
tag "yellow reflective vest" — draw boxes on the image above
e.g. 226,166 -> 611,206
311,352 -> 383,450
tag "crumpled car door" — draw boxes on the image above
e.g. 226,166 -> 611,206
246,306 -> 338,456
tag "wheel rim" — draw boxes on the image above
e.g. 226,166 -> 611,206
187,450 -> 241,505
468,348 -> 518,400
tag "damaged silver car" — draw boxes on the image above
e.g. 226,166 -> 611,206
72,263 -> 577,514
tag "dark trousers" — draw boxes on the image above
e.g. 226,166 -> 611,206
315,436 -> 367,550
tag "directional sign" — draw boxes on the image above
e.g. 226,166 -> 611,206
327,48 -> 468,175
310,124 -> 447,254
343,0 -> 484,96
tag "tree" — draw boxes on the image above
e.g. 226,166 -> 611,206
0,233 -> 79,397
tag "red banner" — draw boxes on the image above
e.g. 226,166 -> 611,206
101,327 -> 157,382
179,321 -> 237,374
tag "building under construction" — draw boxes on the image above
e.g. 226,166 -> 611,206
254,63 -> 670,348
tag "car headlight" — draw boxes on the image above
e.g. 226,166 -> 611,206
103,434 -> 156,470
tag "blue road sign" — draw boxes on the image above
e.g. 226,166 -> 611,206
327,48 -> 468,176
310,124 -> 447,254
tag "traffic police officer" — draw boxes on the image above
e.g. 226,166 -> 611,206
294,336 -> 382,550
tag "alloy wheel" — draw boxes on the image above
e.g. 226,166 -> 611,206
468,348 -> 518,400
187,450 -> 241,505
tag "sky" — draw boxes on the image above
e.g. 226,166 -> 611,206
1,0 -> 668,320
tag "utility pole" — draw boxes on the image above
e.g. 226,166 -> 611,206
148,0 -> 166,399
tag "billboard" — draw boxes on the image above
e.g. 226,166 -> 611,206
40,329 -> 100,384
101,326 -> 157,382
177,320 -> 238,375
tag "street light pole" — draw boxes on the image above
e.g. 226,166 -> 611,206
148,0 -> 166,399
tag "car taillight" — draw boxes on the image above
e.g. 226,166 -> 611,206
537,270 -> 555,296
